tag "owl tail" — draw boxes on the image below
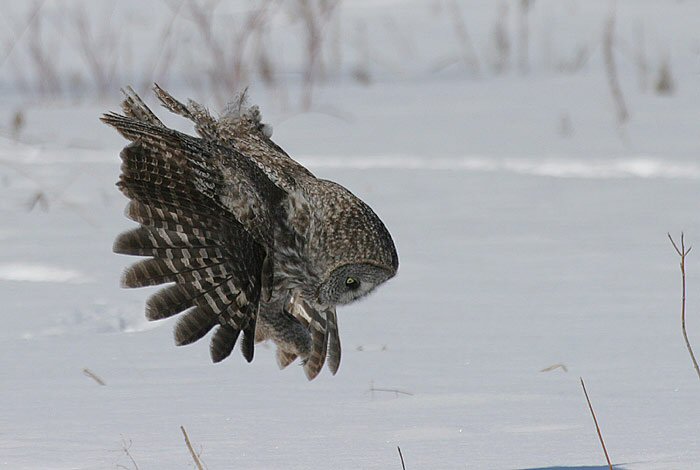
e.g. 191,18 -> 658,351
326,309 -> 341,375
286,297 -> 342,380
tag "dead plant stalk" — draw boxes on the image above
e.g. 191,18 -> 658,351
668,232 -> 700,381
397,446 -> 406,470
602,2 -> 628,125
580,378 -> 613,470
181,426 -> 205,470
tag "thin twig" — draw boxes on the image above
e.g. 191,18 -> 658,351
397,446 -> 406,470
0,0 -> 47,68
82,368 -> 106,386
540,363 -> 568,373
369,386 -> 413,397
668,232 -> 700,381
447,0 -> 480,77
517,0 -> 533,74
120,438 -> 140,470
143,0 -> 185,90
181,426 -> 205,470
580,378 -> 613,470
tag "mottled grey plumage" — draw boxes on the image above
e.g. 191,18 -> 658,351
102,85 -> 398,380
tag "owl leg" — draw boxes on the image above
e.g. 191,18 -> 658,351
255,300 -> 311,369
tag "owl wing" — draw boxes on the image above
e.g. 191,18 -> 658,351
152,84 -> 314,194
102,94 -> 285,364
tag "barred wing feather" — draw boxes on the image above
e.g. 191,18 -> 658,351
102,100 -> 283,363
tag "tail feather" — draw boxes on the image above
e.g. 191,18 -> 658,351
174,307 -> 218,346
303,315 -> 329,381
326,309 -> 341,375
210,323 -> 240,363
240,315 -> 256,363
286,297 -> 330,380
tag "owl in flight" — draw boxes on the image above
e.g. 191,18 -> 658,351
102,86 -> 398,380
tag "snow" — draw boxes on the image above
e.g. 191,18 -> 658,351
2,1 -> 700,469
0,263 -> 89,283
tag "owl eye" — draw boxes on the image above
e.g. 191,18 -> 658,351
345,277 -> 360,290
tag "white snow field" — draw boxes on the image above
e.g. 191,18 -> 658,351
2,1 -> 700,469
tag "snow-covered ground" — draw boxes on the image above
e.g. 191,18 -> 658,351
2,1 -> 700,469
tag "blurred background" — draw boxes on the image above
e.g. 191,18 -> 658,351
1,0 -> 698,159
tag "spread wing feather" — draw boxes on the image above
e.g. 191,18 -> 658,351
114,227 -> 221,258
102,112 -> 283,248
120,86 -> 163,127
210,323 -> 240,363
174,307 -> 218,346
102,91 -> 286,363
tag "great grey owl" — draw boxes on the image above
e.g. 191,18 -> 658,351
102,86 -> 398,380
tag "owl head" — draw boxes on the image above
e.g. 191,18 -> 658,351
310,180 -> 399,306
318,261 -> 396,305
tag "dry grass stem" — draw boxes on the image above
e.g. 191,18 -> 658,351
140,0 -> 186,92
186,0 -> 279,106
668,232 -> 700,381
119,438 -> 140,470
0,0 -> 47,67
602,2 -> 628,125
82,367 -> 106,386
71,6 -> 120,97
181,425 -> 205,470
368,380 -> 413,399
633,23 -> 649,92
655,55 -> 675,95
580,378 -> 613,470
447,0 -> 480,77
294,0 -> 341,109
397,446 -> 406,470
371,387 -> 412,396
489,3 -> 510,74
26,2 -> 61,96
540,363 -> 568,372
517,0 -> 533,74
